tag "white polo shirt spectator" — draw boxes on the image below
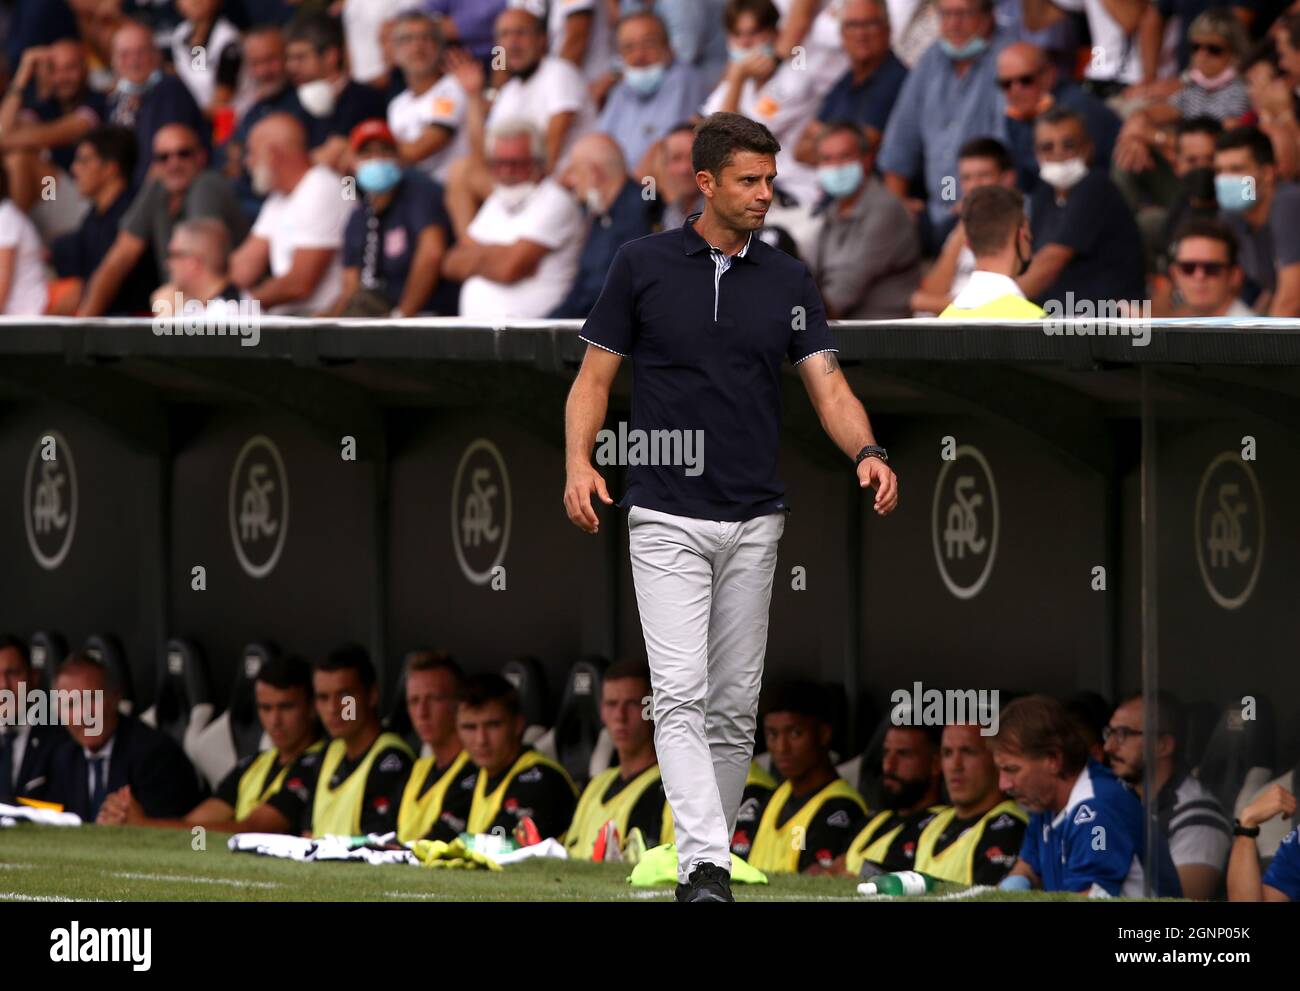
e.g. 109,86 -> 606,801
250,164 -> 352,315
486,55 -> 596,166
701,62 -> 823,206
512,0 -> 616,82
388,74 -> 471,183
0,199 -> 50,315
773,0 -> 851,94
459,178 -> 585,318
1050,0 -> 1143,85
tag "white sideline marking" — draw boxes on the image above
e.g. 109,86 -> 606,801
0,863 -> 36,869
111,871 -> 280,889
384,891 -> 443,899
0,891 -> 93,902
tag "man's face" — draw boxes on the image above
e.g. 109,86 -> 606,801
405,668 -> 459,748
816,129 -> 870,171
166,231 -> 202,291
1170,234 -> 1239,313
728,12 -> 777,55
1246,58 -> 1279,105
702,149 -> 774,232
663,131 -> 696,197
495,10 -> 545,76
48,41 -> 88,103
957,154 -> 1013,197
488,133 -> 540,188
285,40 -> 329,86
1102,699 -> 1147,784
941,724 -> 999,808
617,16 -> 669,69
765,711 -> 827,781
1214,145 -> 1269,200
54,666 -> 117,750
1035,118 -> 1088,166
0,646 -> 30,697
394,18 -> 440,76
997,48 -> 1048,117
255,681 -> 315,752
244,34 -> 287,93
1190,31 -> 1234,79
244,126 -> 277,190
112,25 -> 157,85
457,700 -> 523,776
937,0 -> 989,49
601,677 -> 652,751
841,0 -> 890,65
992,745 -> 1059,813
314,669 -> 374,743
153,127 -> 204,195
880,727 -> 938,810
1174,131 -> 1216,175
71,142 -> 110,197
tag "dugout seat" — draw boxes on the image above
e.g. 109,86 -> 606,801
533,656 -> 606,786
1182,699 -> 1222,770
82,634 -> 135,715
139,639 -> 215,766
27,630 -> 68,686
1234,752 -> 1300,865
502,655 -> 550,746
189,642 -> 278,789
1196,696 -> 1275,823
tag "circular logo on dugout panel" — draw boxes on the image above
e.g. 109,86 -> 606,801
1195,452 -> 1263,610
452,438 -> 511,585
931,445 -> 999,600
228,435 -> 289,579
24,430 -> 78,570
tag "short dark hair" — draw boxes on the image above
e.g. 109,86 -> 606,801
692,112 -> 781,178
958,136 -> 1013,174
56,651 -> 118,692
1281,12 -> 1300,50
0,635 -> 29,670
991,694 -> 1092,776
314,643 -> 376,688
284,12 -> 344,55
1170,216 -> 1239,267
1216,125 -> 1274,167
723,0 -> 780,33
458,672 -> 521,718
1242,38 -> 1279,76
404,648 -> 465,686
1175,115 -> 1223,142
817,119 -> 876,156
603,657 -> 652,689
257,653 -> 313,694
1118,691 -> 1185,752
961,185 -> 1026,257
80,125 -> 138,182
1036,106 -> 1090,142
762,680 -> 832,726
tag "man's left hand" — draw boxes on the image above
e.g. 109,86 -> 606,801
857,457 -> 898,515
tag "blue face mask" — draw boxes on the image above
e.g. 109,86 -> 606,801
356,158 -> 403,195
118,68 -> 163,97
1215,173 -> 1255,212
728,43 -> 776,62
818,161 -> 864,199
939,35 -> 988,60
623,62 -> 667,96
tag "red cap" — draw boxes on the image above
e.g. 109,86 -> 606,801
349,119 -> 396,152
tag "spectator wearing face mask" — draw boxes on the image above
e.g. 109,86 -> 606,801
1214,124 -> 1300,316
1018,107 -> 1145,308
808,121 -> 920,319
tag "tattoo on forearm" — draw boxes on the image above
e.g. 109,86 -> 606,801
822,352 -> 840,375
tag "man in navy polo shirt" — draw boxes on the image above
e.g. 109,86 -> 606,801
562,111 -> 898,903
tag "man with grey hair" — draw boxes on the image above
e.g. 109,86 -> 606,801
442,118 -> 584,318
152,217 -> 243,315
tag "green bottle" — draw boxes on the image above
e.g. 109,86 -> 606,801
856,870 -> 942,896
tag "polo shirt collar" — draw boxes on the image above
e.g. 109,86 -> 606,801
682,212 -> 758,262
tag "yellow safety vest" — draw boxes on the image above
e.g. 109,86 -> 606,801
566,764 -> 665,859
748,778 -> 868,874
845,805 -> 945,876
913,799 -> 1028,885
660,762 -> 775,846
310,732 -> 413,837
467,749 -> 578,839
395,750 -> 473,844
234,739 -> 325,820
939,296 -> 1046,319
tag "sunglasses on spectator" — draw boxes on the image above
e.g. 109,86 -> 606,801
1034,137 -> 1081,154
1173,259 -> 1229,276
997,72 -> 1040,90
1190,41 -> 1227,57
396,31 -> 437,45
1101,725 -> 1142,743
156,147 -> 196,163
842,18 -> 887,31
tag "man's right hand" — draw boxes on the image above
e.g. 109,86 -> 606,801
1240,784 -> 1296,829
564,462 -> 613,533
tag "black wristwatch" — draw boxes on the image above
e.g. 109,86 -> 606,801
1233,818 -> 1261,838
855,445 -> 889,469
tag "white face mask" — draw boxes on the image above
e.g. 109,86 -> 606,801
250,162 -> 275,196
495,180 -> 537,211
296,79 -> 337,118
1038,156 -> 1088,191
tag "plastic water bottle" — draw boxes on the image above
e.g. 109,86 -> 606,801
856,870 -> 941,896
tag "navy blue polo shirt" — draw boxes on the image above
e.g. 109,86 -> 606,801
310,80 -> 390,148
579,213 -> 839,522
817,52 -> 909,135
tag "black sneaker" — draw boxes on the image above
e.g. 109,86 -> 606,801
681,862 -> 734,903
